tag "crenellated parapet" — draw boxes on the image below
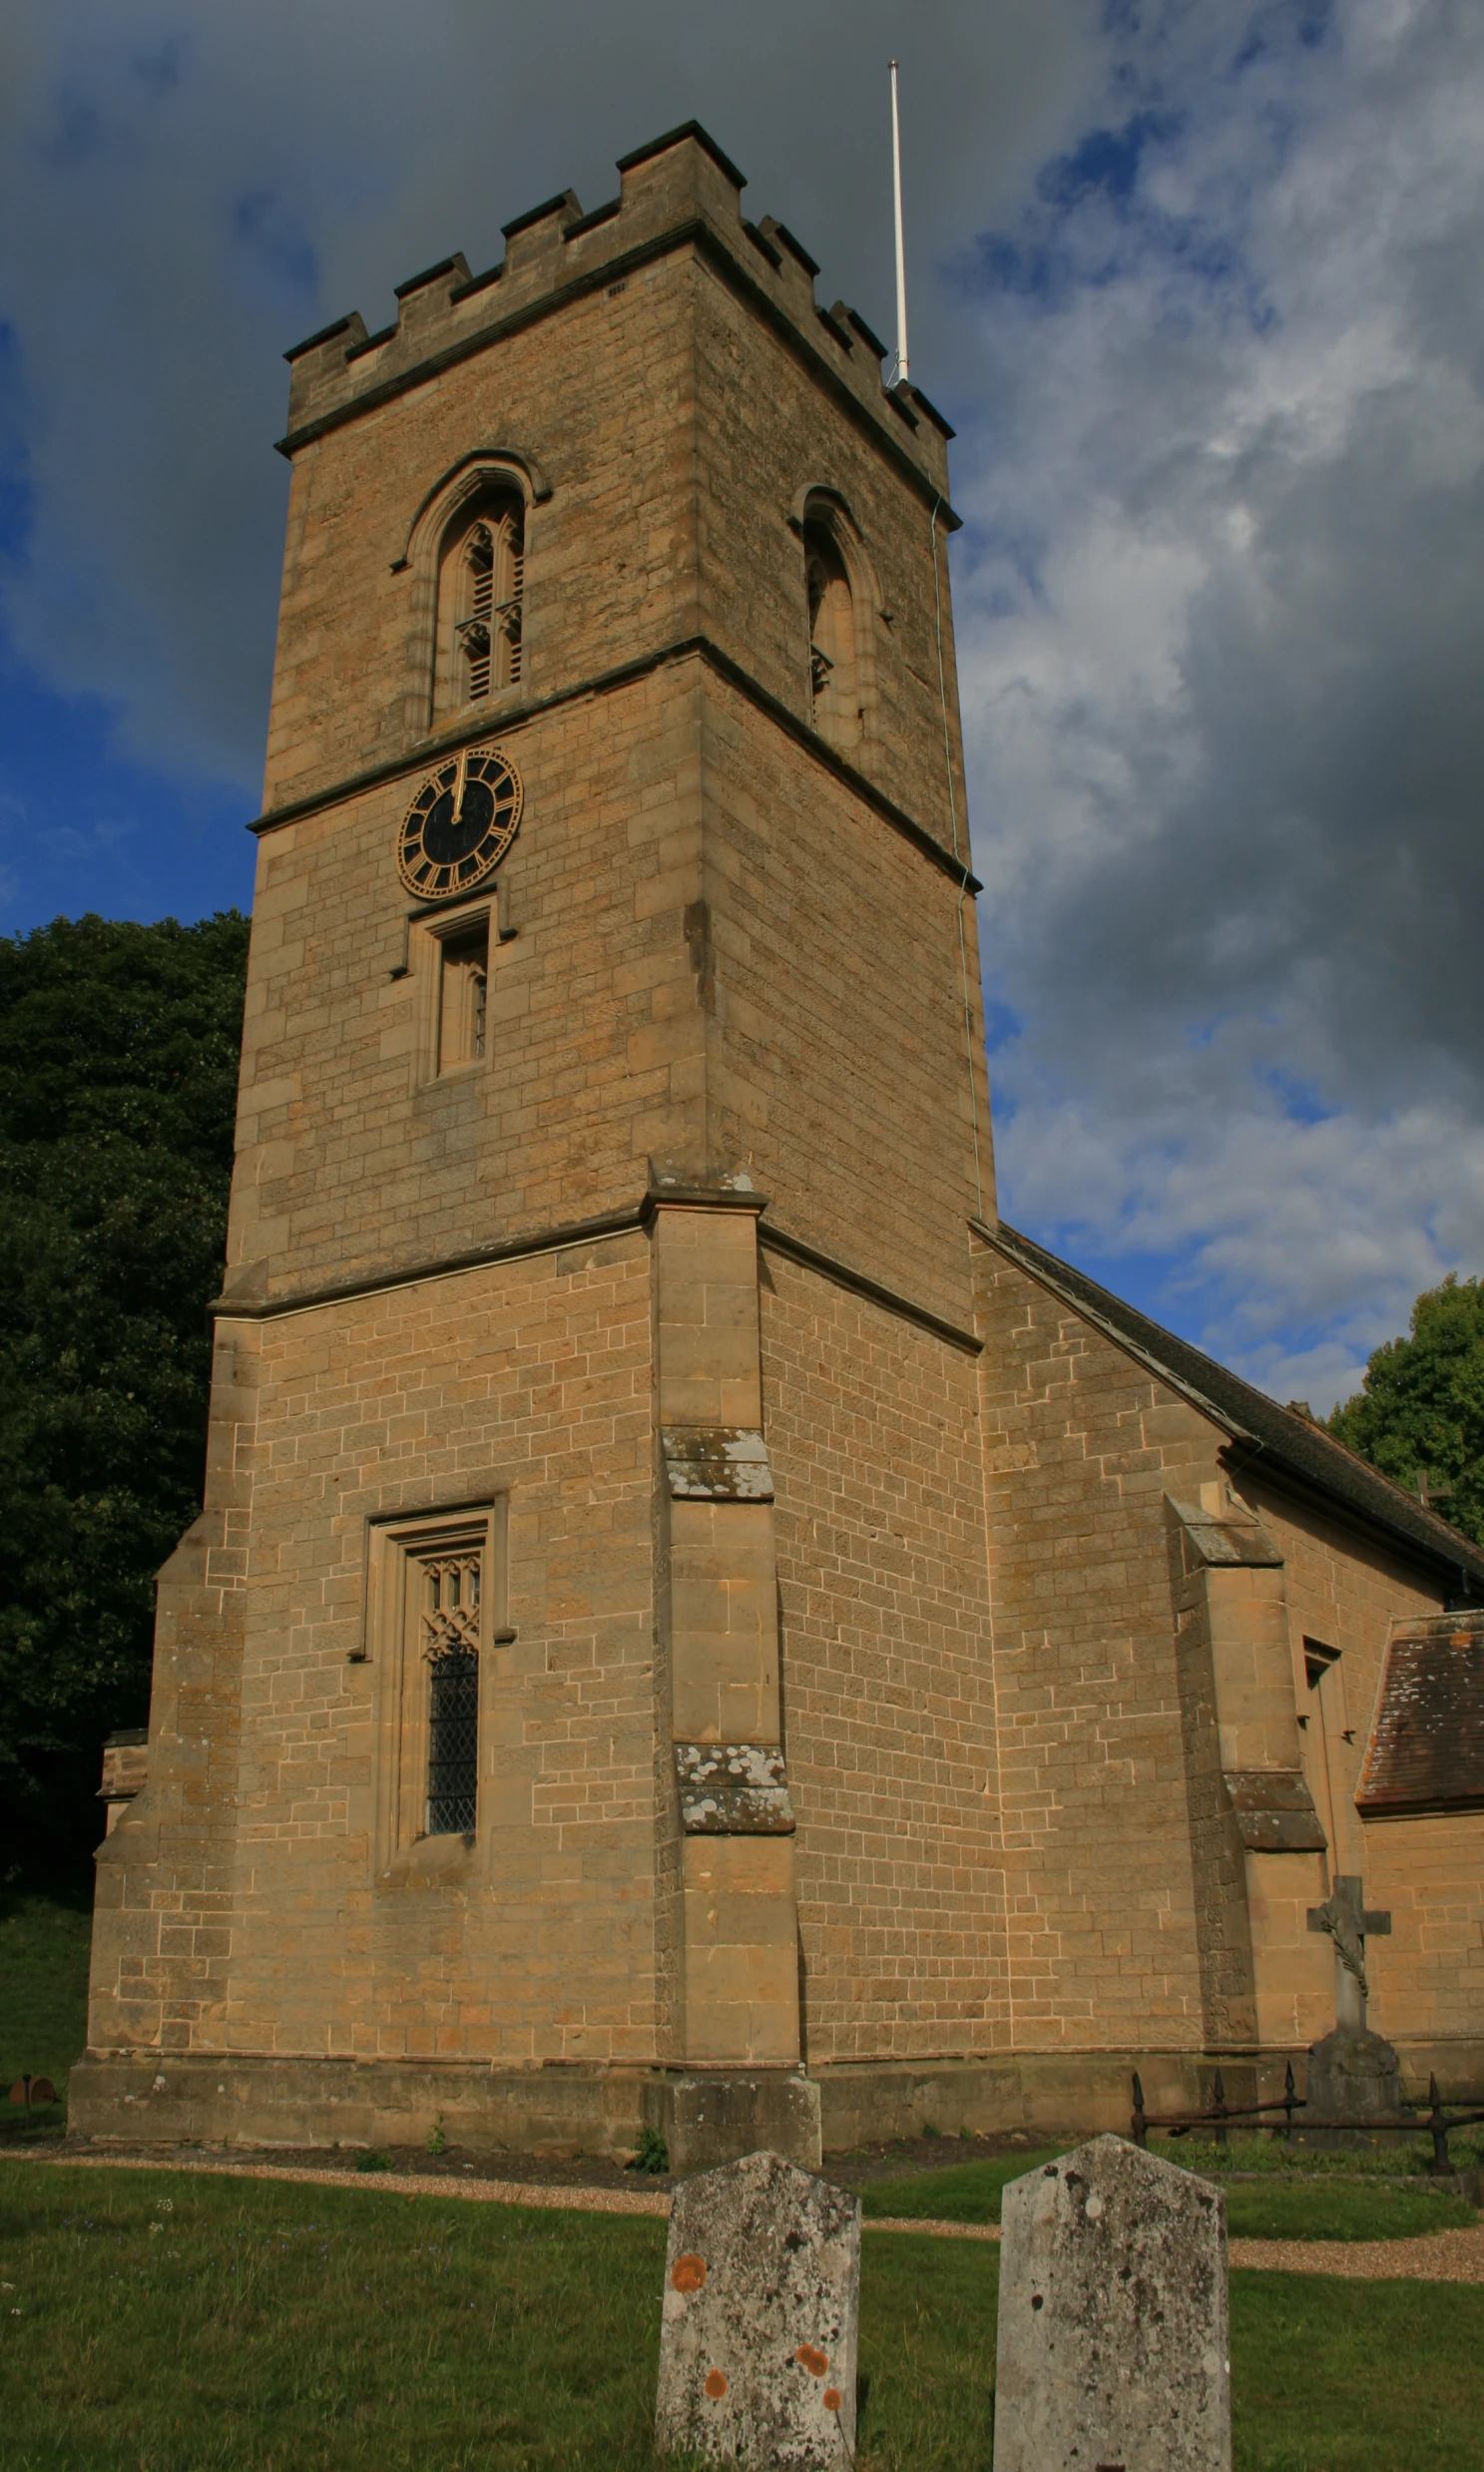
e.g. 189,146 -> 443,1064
280,121 -> 953,498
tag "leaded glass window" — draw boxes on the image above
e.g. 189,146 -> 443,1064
420,1550 -> 481,1835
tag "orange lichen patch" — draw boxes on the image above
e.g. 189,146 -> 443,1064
671,2252 -> 707,2294
795,2344 -> 828,2377
823,2389 -> 842,2413
705,2369 -> 729,2399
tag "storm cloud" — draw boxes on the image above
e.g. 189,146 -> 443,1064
2,0 -> 1481,1405
0,0 -> 1095,775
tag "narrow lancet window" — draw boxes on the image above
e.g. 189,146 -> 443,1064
421,1548 -> 481,1836
803,515 -> 858,748
436,918 -> 489,1074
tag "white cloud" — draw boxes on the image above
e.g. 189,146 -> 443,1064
957,0 -> 1484,1402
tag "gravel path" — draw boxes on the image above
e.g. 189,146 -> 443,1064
1228,2226 -> 1484,2283
2,2151 -> 672,2220
9,2151 -> 1484,2280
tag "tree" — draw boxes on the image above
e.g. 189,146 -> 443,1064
0,912 -> 248,1856
1328,1274 -> 1484,1548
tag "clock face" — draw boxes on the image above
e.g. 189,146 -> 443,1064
397,744 -> 523,899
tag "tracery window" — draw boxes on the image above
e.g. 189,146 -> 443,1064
803,511 -> 859,749
436,493 -> 524,716
367,1506 -> 500,1878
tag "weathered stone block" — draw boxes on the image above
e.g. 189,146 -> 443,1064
995,2134 -> 1230,2472
655,2150 -> 857,2464
663,2072 -> 821,2173
1304,2026 -> 1402,2144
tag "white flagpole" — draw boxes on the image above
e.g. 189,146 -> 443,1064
890,58 -> 910,387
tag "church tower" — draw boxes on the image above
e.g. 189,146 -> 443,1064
75,124 -> 1000,2164
76,121 -> 1484,2154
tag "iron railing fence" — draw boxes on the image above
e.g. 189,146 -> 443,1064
1131,2068 -> 1484,2176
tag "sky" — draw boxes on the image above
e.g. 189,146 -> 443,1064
1,0 -> 1481,1411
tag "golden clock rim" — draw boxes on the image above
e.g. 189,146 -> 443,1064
395,742 -> 523,900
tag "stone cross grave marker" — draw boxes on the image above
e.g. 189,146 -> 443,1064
1305,1874 -> 1399,2133
655,2148 -> 860,2466
994,2133 -> 1231,2472
1306,1874 -> 1391,2036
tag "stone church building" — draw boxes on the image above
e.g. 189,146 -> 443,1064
75,126 -> 1484,2165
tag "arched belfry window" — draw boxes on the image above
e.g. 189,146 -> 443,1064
435,491 -> 524,716
802,500 -> 862,750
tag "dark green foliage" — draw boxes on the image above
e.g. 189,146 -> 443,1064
1328,1273 -> 1484,1548
1152,2130 -> 1484,2180
0,1885 -> 92,2126
626,2126 -> 671,2176
0,911 -> 249,1843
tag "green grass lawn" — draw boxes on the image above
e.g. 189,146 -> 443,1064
1151,2129 -> 1484,2179
4,1903 -> 1482,2463
860,2149 -> 1476,2239
1229,2272 -> 1484,2471
0,2162 -> 990,2471
1221,2177 -> 1474,2241
0,1888 -> 92,2134
859,2148 -> 1066,2223
1,2162 -> 1482,2469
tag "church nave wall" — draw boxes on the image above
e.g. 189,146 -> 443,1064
761,1246 -> 1003,2066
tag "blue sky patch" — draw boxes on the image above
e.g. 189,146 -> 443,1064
0,650 -> 254,935
1036,110 -> 1180,214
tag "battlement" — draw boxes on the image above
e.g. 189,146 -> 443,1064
281,121 -> 952,496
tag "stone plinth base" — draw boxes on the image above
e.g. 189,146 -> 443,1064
66,2041 -> 1484,2160
65,2048 -> 1220,2160
814,2053 -> 1248,2149
1303,2027 -> 1403,2148
68,2052 -> 824,2169
67,2053 -> 661,2157
660,2073 -> 822,2174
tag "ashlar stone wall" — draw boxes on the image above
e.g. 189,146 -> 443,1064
762,1246 -> 1005,2066
1241,1479 -> 1484,2061
92,1235 -> 659,2071
974,1241 -> 1218,2056
975,1237 -> 1480,2077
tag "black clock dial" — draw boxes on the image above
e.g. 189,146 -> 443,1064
397,746 -> 523,899
423,776 -> 496,865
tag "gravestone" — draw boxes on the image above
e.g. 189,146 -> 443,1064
1305,1875 -> 1400,2143
994,2134 -> 1231,2472
655,2148 -> 859,2466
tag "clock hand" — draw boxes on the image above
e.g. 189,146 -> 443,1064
453,747 -> 468,822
